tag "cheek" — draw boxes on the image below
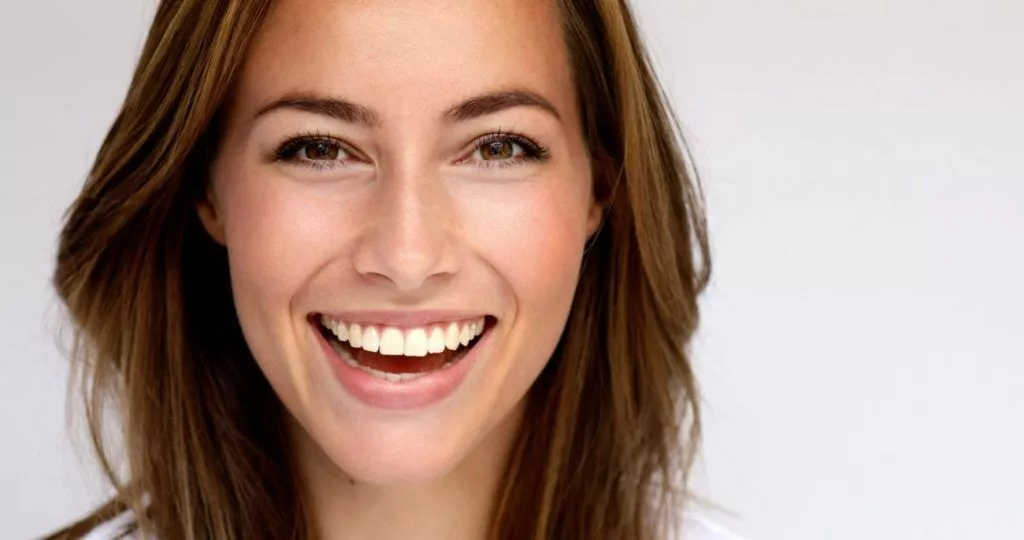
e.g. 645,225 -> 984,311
460,176 -> 591,373
221,177 -> 326,310
215,170 -> 347,389
490,176 -> 590,299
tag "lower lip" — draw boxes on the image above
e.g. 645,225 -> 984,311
314,322 -> 489,410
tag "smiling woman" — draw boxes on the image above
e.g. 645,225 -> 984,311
46,0 -> 726,539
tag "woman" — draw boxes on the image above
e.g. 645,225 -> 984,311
48,0 -> 730,538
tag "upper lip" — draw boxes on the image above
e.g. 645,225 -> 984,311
314,310 -> 493,328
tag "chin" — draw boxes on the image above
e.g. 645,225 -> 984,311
315,417 -> 473,485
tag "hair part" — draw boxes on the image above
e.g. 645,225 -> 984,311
48,0 -> 709,538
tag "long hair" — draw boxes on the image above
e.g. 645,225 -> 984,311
48,0 -> 710,538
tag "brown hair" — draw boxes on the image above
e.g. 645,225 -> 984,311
48,0 -> 710,538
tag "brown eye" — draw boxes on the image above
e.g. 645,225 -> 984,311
480,140 -> 516,160
303,141 -> 341,160
462,132 -> 548,170
276,135 -> 357,170
465,131 -> 549,170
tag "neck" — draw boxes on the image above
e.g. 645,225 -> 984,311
291,404 -> 523,540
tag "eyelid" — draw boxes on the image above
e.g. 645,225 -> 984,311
275,134 -> 358,161
272,133 -> 375,173
273,129 -> 549,171
459,130 -> 550,166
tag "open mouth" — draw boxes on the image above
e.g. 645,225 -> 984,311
313,314 -> 494,382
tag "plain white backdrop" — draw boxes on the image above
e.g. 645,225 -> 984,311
2,1 -> 1022,538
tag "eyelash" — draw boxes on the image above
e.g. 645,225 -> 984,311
274,131 -> 358,171
273,129 -> 550,171
469,130 -> 550,169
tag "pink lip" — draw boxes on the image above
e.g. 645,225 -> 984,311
313,319 -> 491,410
319,310 -> 490,329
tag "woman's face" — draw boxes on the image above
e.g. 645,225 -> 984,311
201,0 -> 601,484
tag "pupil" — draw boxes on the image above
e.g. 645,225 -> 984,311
483,141 -> 513,160
308,142 -> 338,160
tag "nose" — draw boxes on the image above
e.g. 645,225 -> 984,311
352,162 -> 458,292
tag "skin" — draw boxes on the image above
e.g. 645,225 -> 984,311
198,0 -> 602,537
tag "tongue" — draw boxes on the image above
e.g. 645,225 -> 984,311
349,344 -> 455,374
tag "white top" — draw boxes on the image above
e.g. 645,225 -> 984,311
683,514 -> 746,540
82,511 -> 136,540
83,510 -> 744,539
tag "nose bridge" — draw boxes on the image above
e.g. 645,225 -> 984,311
354,159 -> 455,290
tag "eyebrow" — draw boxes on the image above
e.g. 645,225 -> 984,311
255,95 -> 381,126
254,88 -> 562,126
445,89 -> 561,123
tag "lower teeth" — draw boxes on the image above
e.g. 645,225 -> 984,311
329,340 -> 460,382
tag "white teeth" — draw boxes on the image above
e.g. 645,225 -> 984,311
361,326 -> 380,353
320,315 -> 489,362
445,322 -> 460,351
427,327 -> 446,354
349,323 -> 363,347
379,327 -> 404,356
404,328 -> 428,357
330,340 -> 433,382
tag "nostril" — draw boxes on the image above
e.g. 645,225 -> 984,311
350,217 -> 459,291
357,270 -> 397,287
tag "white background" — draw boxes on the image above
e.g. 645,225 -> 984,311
1,1 -> 1022,538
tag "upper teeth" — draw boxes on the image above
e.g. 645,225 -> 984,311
319,315 -> 486,357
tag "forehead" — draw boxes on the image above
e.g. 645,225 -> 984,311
233,0 -> 576,123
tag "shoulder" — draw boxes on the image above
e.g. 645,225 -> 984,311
80,511 -> 141,540
681,513 -> 746,540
